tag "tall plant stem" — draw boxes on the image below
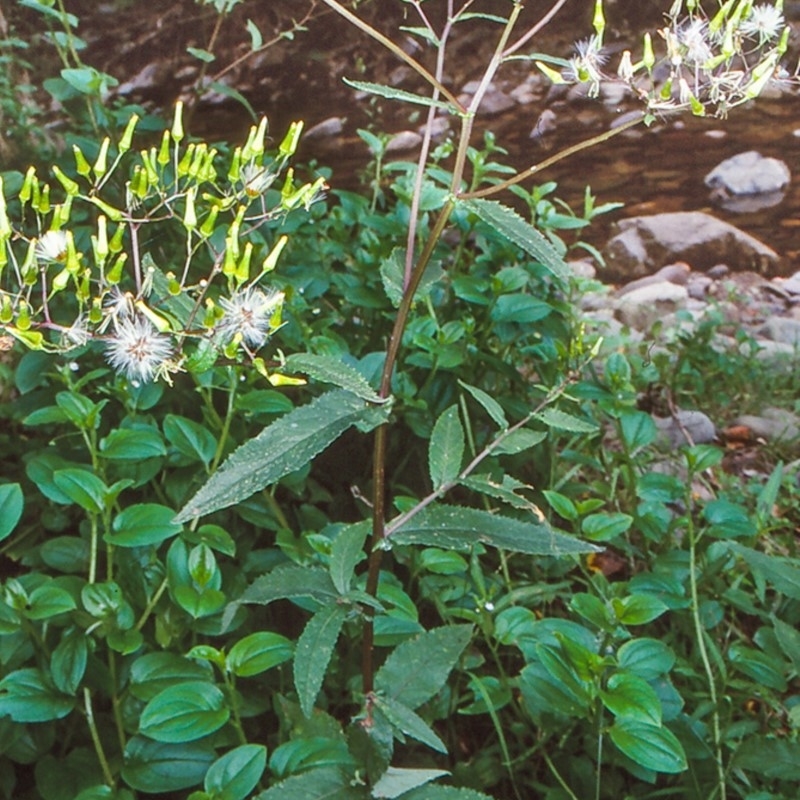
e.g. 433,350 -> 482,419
362,199 -> 454,693
688,514 -> 727,800
84,688 -> 116,789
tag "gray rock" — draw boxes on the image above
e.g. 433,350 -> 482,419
761,316 -> 800,346
460,81 -> 516,115
734,408 -> 800,445
616,262 -> 691,296
385,131 -> 422,153
305,117 -> 345,141
778,270 -> 800,295
655,410 -> 717,449
603,212 -> 780,281
615,282 -> 688,330
705,150 -> 790,196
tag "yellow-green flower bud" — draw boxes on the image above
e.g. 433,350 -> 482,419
0,295 -> 13,323
200,206 -> 220,238
78,270 -> 91,301
89,297 -> 103,324
260,235 -> 287,276
201,148 -> 218,183
157,129 -> 171,167
52,165 -> 80,196
73,145 -> 92,177
36,184 -> 51,215
57,195 -> 74,227
251,117 -> 268,157
0,177 -> 10,240
52,268 -> 71,292
178,143 -> 196,177
777,25 -> 790,55
66,231 -> 81,275
241,125 -> 257,162
642,32 -> 655,72
279,121 -> 303,158
224,336 -> 240,359
183,186 -> 197,230
203,298 -> 218,329
109,222 -> 126,253
227,147 -> 242,183
141,148 -> 159,186
88,196 -> 123,222
19,167 -> 36,206
222,242 -> 237,278
16,300 -> 31,330
130,166 -> 148,200
93,137 -> 111,181
188,143 -> 206,179
106,252 -> 127,284
592,0 -> 605,41
21,239 -> 37,284
171,101 -> 184,144
166,272 -> 182,296
235,241 -> 253,284
119,113 -> 139,155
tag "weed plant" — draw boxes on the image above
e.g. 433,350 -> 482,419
0,2 -> 798,800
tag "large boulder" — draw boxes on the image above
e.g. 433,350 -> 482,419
705,150 -> 790,212
603,211 -> 780,281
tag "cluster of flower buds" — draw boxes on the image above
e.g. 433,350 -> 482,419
541,0 -> 792,117
0,103 -> 326,384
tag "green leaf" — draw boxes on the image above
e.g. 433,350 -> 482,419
379,247 -> 445,307
139,681 -> 230,743
389,504 -> 599,556
100,428 -> 167,460
398,787 -> 494,800
543,490 -> 578,521
458,380 -> 507,429
129,653 -> 213,702
343,78 -> 453,111
731,737 -> 800,780
329,523 -> 368,595
459,198 -> 567,278
372,766 -> 450,798
175,391 -> 390,522
372,695 -> 447,753
187,46 -> 215,62
268,737 -> 354,779
581,512 -> 633,542
490,294 -> 552,325
284,354 -> 385,404
460,474 -> 539,512
772,615 -> 800,673
226,632 -> 294,677
294,605 -> 348,718
375,625 -> 471,709
164,414 -> 218,466
252,767 -> 358,800
51,630 -> 88,695
204,745 -> 266,800
536,407 -> 598,434
107,503 -> 183,548
53,469 -> 108,513
617,639 -> 676,680
614,594 -> 668,625
0,668 -> 75,722
122,736 -> 215,793
0,483 -> 23,542
26,584 -> 76,619
601,672 -> 662,725
429,406 -> 465,491
608,719 -> 687,774
729,643 -> 787,691
729,544 -> 800,600
619,410 -> 657,453
491,428 -> 546,456
703,499 -> 755,539
246,18 -> 263,50
238,565 -> 339,606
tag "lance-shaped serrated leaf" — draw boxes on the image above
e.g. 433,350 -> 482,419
372,695 -> 447,753
294,604 -> 348,718
536,407 -> 599,434
459,198 -> 568,279
380,247 -> 445,307
344,79 -> 454,112
175,391 -> 390,522
375,625 -> 472,709
388,504 -> 599,556
399,786 -> 495,800
284,354 -> 386,404
372,767 -> 450,799
329,523 -> 368,595
253,767 -> 360,800
428,406 -> 464,491
458,380 -> 507,429
460,473 -> 540,512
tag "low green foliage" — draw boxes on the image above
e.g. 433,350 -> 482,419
0,1 -> 798,800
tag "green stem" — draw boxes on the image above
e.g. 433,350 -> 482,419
688,512 -> 727,800
543,751 -> 580,800
84,688 -> 116,789
210,367 -> 239,473
108,651 -> 127,754
135,577 -> 169,632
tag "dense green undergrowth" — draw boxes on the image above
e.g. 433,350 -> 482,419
0,1 -> 798,799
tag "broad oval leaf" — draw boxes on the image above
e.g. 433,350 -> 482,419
204,744 -> 267,800
0,668 -> 75,722
601,672 -> 662,725
164,414 -> 217,466
609,718 -> 687,774
0,483 -> 23,542
122,736 -> 215,793
129,653 -> 213,702
617,639 -> 676,680
51,630 -> 88,695
175,390 -> 390,522
100,428 -> 167,460
372,766 -> 450,799
227,632 -> 294,677
139,680 -> 229,743
107,503 -> 183,547
52,469 -> 108,513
